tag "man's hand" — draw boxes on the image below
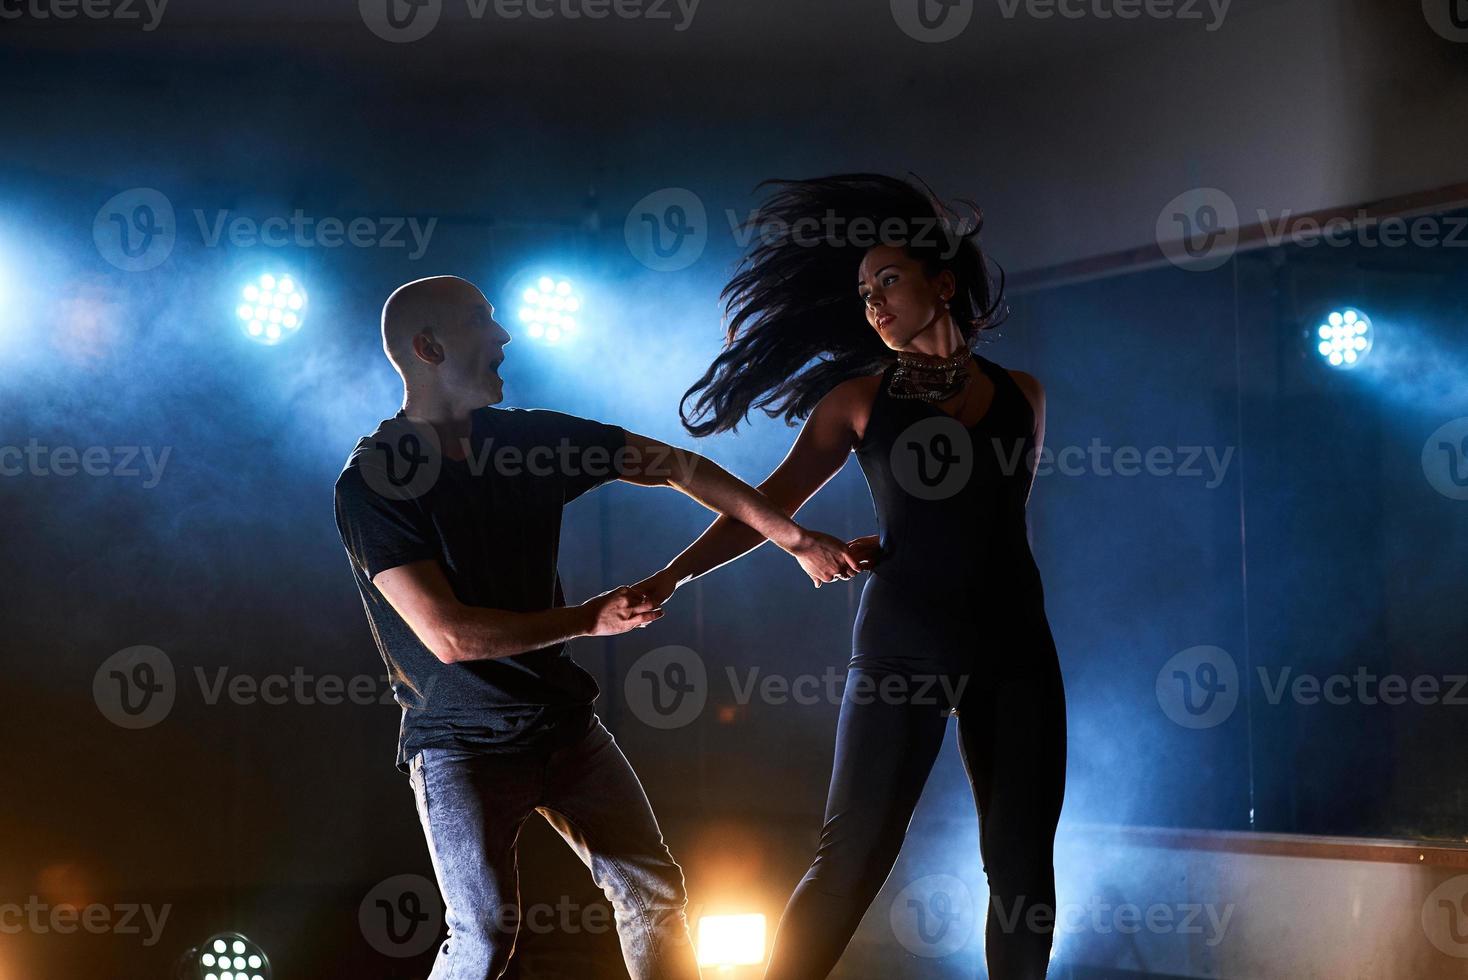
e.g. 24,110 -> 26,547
846,533 -> 881,570
788,527 -> 864,588
580,586 -> 665,635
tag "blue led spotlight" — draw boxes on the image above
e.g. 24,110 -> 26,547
236,273 -> 307,345
1314,307 -> 1373,369
517,275 -> 582,345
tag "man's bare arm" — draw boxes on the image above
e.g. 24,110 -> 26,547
373,560 -> 662,664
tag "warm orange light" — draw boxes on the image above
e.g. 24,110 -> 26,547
696,913 -> 766,967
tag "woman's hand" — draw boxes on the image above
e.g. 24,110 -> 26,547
630,568 -> 682,608
846,533 -> 881,570
788,527 -> 864,588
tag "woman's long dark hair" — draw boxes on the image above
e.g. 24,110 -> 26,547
679,173 -> 1007,437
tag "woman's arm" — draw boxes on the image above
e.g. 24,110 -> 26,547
1011,370 -> 1046,506
634,376 -> 875,602
617,430 -> 860,587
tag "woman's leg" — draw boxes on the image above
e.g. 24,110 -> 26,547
956,664 -> 1067,980
764,669 -> 951,980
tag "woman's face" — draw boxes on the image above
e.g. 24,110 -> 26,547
856,244 -> 954,350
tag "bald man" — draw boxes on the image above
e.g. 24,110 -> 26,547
333,276 -> 861,980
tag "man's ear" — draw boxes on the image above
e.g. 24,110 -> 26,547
412,330 -> 444,365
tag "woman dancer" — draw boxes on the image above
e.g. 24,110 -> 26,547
634,174 -> 1066,979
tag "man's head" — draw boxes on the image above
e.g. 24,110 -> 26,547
382,276 -> 511,409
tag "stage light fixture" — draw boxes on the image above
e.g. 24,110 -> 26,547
236,273 -> 307,345
176,931 -> 271,980
516,275 -> 581,345
1313,307 -> 1372,369
696,913 -> 766,968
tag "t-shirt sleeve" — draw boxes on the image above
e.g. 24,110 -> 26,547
539,410 -> 629,504
334,464 -> 438,580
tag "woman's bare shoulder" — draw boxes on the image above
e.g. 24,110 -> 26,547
1006,368 -> 1044,405
818,371 -> 885,444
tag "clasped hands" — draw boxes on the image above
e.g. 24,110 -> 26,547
580,531 -> 881,637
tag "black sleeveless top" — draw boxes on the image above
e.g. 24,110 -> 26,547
850,351 -> 1054,674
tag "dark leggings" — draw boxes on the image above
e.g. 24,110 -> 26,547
764,666 -> 1067,980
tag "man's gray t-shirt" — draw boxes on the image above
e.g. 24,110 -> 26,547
334,406 -> 628,772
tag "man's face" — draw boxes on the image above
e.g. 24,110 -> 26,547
435,289 -> 512,405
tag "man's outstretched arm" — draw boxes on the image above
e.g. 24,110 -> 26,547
373,560 -> 663,664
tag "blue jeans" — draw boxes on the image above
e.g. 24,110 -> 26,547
408,716 -> 701,980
